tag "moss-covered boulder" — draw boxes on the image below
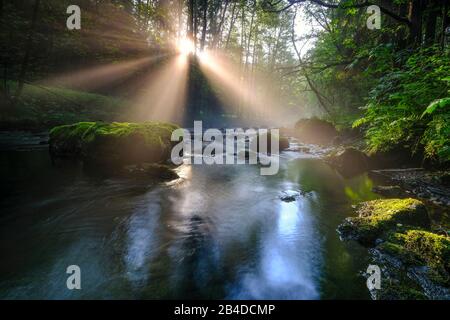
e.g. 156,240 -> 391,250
49,122 -> 180,167
401,230 -> 450,276
294,118 -> 338,145
371,230 -> 450,298
338,198 -> 430,246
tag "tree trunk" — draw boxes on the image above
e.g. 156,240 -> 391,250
225,2 -> 237,49
13,0 -> 40,105
200,0 -> 208,50
408,0 -> 424,45
188,0 -> 195,41
424,6 -> 438,45
442,0 -> 449,49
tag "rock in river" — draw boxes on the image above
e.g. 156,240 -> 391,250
49,121 -> 180,167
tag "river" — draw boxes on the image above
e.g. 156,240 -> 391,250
0,133 -> 379,299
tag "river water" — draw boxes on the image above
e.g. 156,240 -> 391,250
0,136 -> 379,299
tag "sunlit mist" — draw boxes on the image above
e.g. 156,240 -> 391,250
129,54 -> 189,123
40,56 -> 164,91
197,50 -> 287,125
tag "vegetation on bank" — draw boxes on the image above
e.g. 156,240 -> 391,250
353,47 -> 450,165
0,82 -> 127,130
49,122 -> 179,167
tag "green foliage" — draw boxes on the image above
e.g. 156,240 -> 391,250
353,47 -> 450,163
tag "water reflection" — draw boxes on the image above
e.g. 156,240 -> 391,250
0,149 -> 378,299
229,195 -> 320,299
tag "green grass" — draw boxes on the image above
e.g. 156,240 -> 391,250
1,81 -> 128,130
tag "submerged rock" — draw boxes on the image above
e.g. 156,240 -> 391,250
279,190 -> 301,202
337,198 -> 430,246
122,163 -> 179,181
49,121 -> 180,167
294,118 -> 338,145
326,147 -> 369,177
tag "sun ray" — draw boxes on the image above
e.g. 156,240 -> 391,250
39,55 -> 166,91
129,54 -> 189,124
197,50 -> 286,126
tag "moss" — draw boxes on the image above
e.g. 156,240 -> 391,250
338,198 -> 430,245
377,281 -> 428,300
377,230 -> 450,286
401,230 -> 450,274
50,121 -> 180,166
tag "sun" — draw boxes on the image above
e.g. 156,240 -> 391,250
177,38 -> 195,56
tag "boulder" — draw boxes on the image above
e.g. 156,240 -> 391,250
49,121 -> 180,167
294,118 -> 338,145
368,230 -> 450,299
327,147 -> 370,177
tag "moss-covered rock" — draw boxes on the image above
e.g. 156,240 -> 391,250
49,121 -> 180,166
294,118 -> 338,145
371,230 -> 450,298
401,230 -> 450,275
338,198 -> 430,246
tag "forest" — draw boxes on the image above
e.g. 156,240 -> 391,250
0,0 -> 449,301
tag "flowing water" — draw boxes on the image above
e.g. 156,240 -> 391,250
0,134 -> 380,299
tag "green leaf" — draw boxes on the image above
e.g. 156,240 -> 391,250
421,98 -> 450,118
